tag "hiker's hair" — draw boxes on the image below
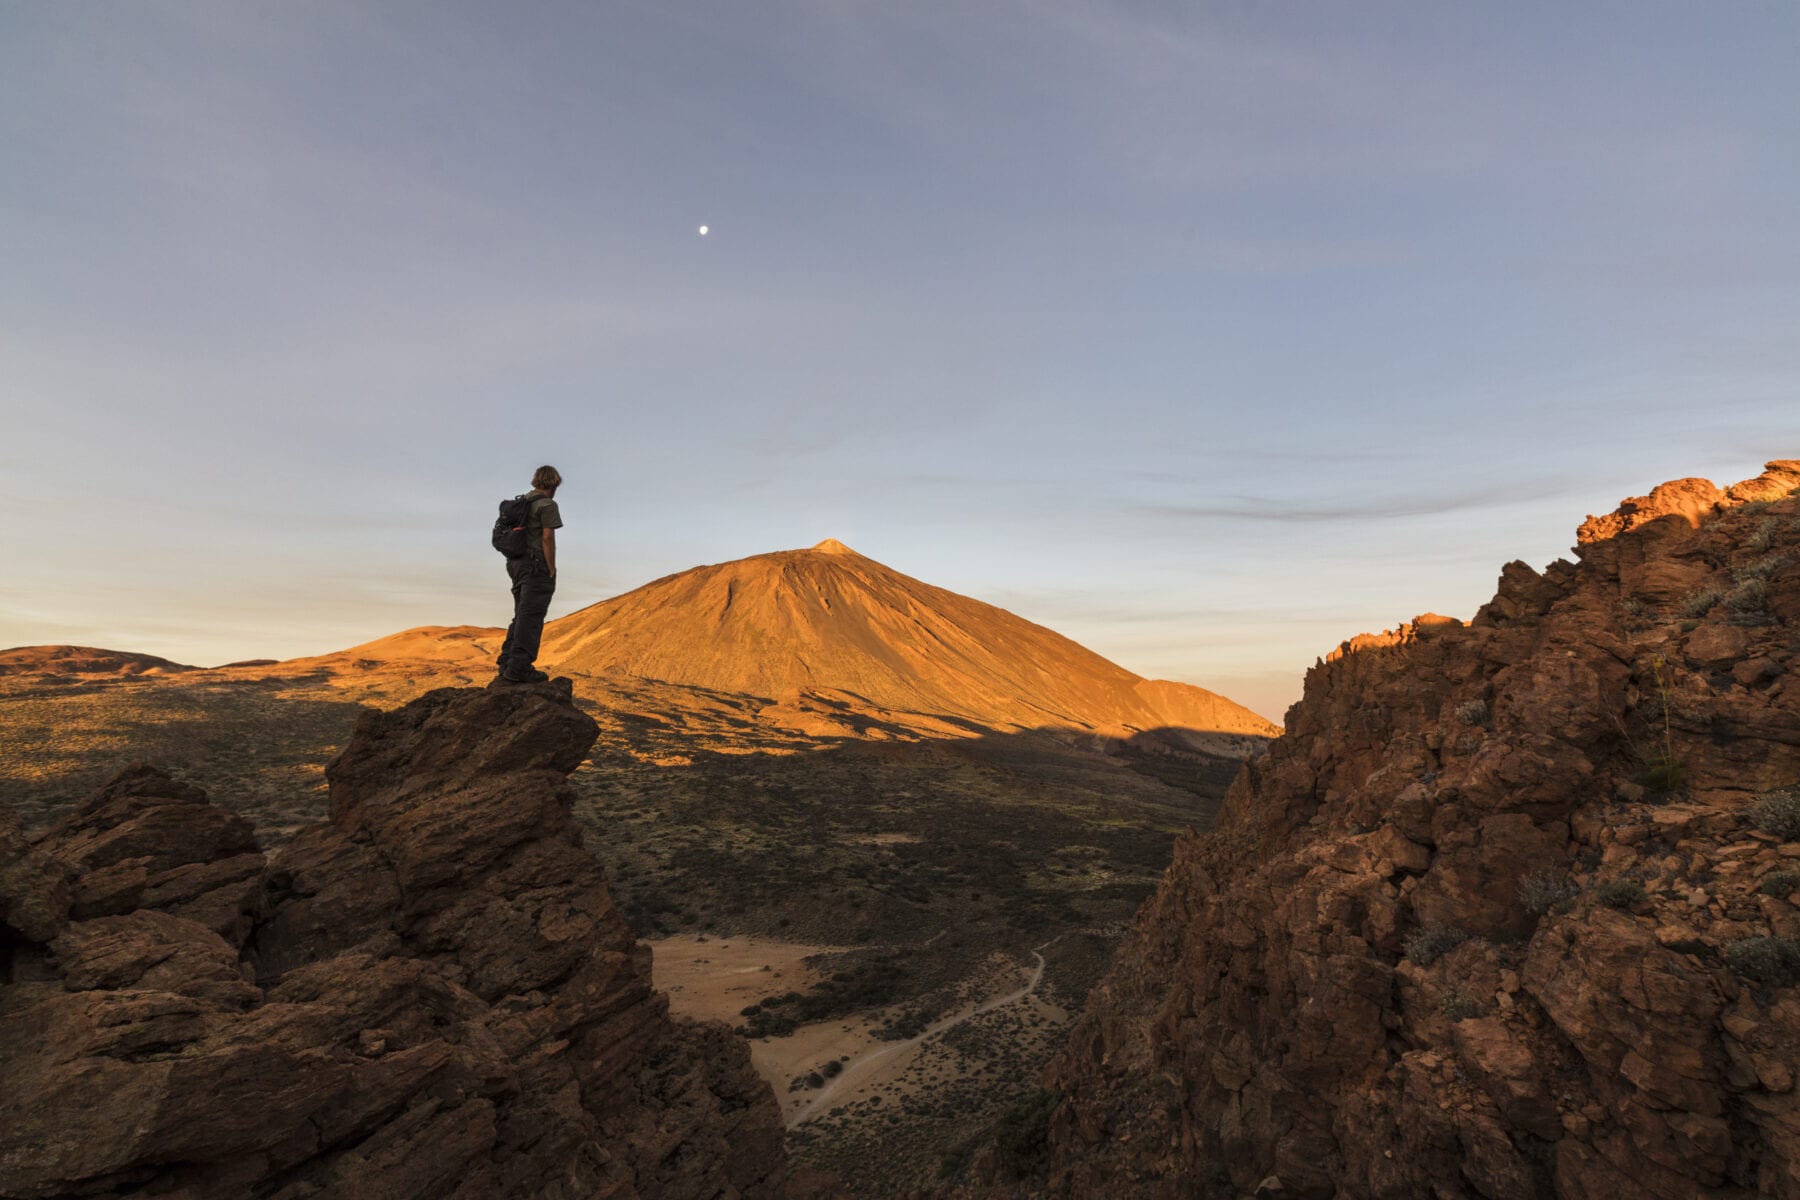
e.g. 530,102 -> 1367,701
532,465 -> 563,490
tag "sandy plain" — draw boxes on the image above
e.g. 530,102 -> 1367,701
652,931 -> 1069,1144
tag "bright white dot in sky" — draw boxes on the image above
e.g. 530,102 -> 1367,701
697,225 -> 708,236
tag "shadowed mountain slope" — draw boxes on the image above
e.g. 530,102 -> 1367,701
539,540 -> 1276,739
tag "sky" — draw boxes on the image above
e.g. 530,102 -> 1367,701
3,1 -> 1797,721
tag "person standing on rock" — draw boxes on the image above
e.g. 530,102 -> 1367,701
497,465 -> 564,683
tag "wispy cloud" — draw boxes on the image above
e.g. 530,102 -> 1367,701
1127,478 -> 1581,524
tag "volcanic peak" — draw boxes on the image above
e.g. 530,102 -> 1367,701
541,543 -> 1276,743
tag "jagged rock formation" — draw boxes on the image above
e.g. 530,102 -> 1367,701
0,680 -> 791,1199
539,540 -> 1277,742
1029,462 -> 1800,1199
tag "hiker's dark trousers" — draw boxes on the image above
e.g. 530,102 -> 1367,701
498,558 -> 556,676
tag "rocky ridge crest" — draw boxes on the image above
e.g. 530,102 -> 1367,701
1024,461 -> 1800,1198
0,679 -> 791,1199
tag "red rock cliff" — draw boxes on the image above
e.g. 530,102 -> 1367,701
0,679 -> 792,1199
1031,461 -> 1800,1199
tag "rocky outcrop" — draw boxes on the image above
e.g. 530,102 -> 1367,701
1028,462 -> 1800,1198
0,679 -> 791,1199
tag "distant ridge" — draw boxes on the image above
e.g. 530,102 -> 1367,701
539,541 -> 1276,740
0,645 -> 197,677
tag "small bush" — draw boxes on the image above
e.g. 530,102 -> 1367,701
1737,552 -> 1789,581
1519,869 -> 1579,915
742,958 -> 909,1038
990,1089 -> 1059,1181
1440,988 -> 1485,1021
1758,870 -> 1800,898
1621,596 -> 1651,620
875,1007 -> 935,1041
1723,937 -> 1800,987
742,1012 -> 797,1038
1747,520 -> 1780,552
1596,879 -> 1646,909
1641,756 -> 1687,792
1749,790 -> 1800,839
1456,699 -> 1490,726
630,889 -> 679,916
1726,577 -> 1769,614
1405,922 -> 1471,966
1679,586 -> 1723,618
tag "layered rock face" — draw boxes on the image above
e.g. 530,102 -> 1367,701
0,680 -> 789,1199
1036,462 -> 1800,1199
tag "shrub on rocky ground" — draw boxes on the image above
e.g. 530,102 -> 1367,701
1723,936 -> 1800,987
1440,988 -> 1484,1021
1759,870 -> 1800,898
1641,755 -> 1687,792
1404,922 -> 1471,966
1518,869 -> 1579,916
1679,586 -> 1723,618
1455,699 -> 1489,726
1727,578 -> 1770,614
1596,879 -> 1646,909
1737,552 -> 1790,580
1749,790 -> 1800,839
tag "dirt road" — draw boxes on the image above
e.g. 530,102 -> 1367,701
790,946 -> 1049,1127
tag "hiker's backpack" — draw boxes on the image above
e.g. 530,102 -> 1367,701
492,494 -> 533,559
